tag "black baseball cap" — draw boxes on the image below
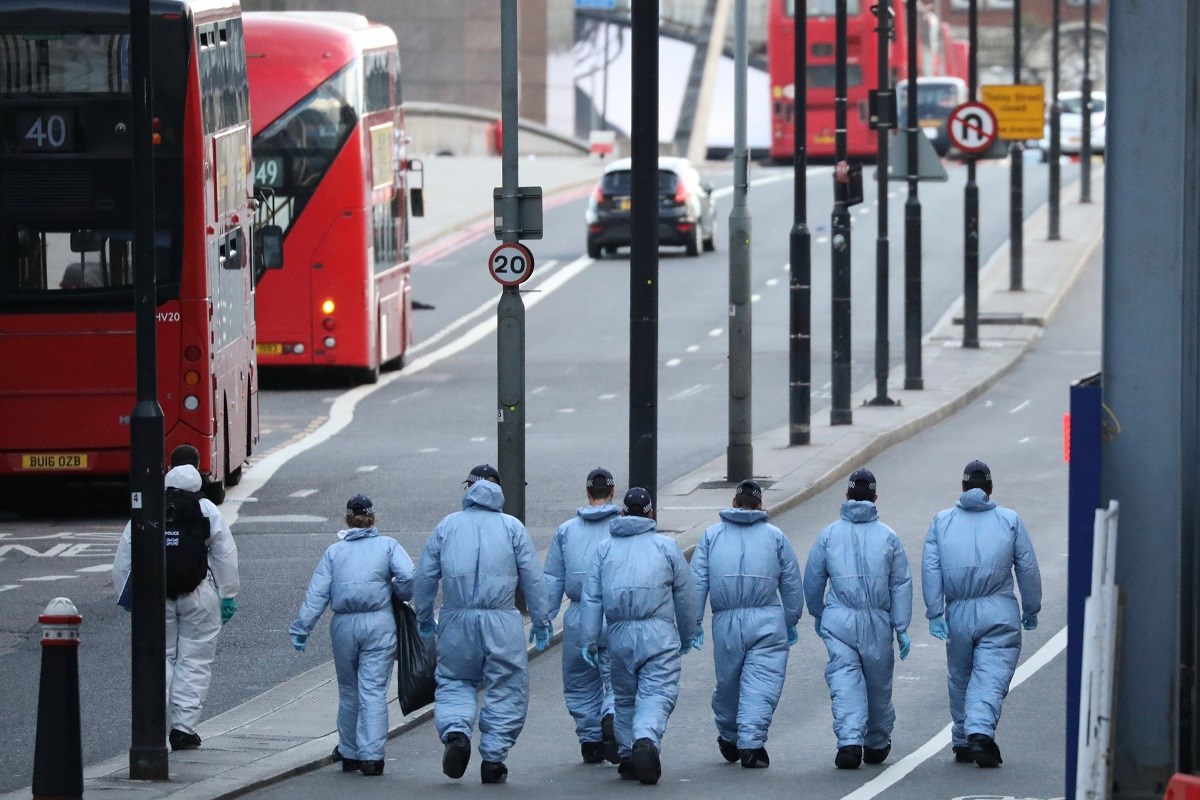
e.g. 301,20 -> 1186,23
848,468 -> 877,492
586,467 -> 615,489
963,460 -> 991,482
346,494 -> 374,514
623,487 -> 653,515
465,464 -> 501,486
734,479 -> 762,501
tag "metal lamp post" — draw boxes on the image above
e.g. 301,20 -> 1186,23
789,0 -> 812,444
903,0 -> 922,390
830,0 -> 853,425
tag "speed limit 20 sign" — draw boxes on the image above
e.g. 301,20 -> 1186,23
488,242 -> 535,287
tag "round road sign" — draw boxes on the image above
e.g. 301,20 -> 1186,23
947,101 -> 999,155
488,242 -> 535,287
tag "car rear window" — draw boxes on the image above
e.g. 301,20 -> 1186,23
601,170 -> 679,195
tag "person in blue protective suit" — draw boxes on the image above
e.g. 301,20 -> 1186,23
804,468 -> 913,770
415,465 -> 552,785
691,479 -> 805,769
289,495 -> 415,776
579,487 -> 696,786
544,467 -> 620,765
922,460 -> 1042,768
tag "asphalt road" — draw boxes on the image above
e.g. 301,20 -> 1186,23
0,155 -> 1081,790
240,225 -> 1101,800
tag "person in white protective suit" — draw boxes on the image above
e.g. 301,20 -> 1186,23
112,463 -> 239,751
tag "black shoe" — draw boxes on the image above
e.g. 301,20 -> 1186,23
835,745 -> 863,769
631,738 -> 662,785
332,746 -> 362,772
359,760 -> 384,776
169,729 -> 201,751
581,741 -> 606,764
618,759 -> 639,781
739,747 -> 770,768
601,713 -> 620,765
717,737 -> 740,763
953,745 -> 973,763
968,733 -> 1003,768
442,732 -> 471,779
863,741 -> 891,765
480,760 -> 508,784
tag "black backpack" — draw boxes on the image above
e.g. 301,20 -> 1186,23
164,488 -> 211,600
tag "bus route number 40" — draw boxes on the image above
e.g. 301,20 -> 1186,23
488,242 -> 535,287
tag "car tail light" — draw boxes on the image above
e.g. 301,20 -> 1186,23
592,184 -> 605,204
676,222 -> 695,232
589,224 -> 603,234
674,181 -> 688,204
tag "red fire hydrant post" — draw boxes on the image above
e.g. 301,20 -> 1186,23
32,597 -> 83,800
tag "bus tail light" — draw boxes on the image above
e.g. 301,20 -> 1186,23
183,396 -> 200,411
184,345 -> 202,362
322,317 -> 336,331
183,371 -> 201,387
321,299 -> 335,315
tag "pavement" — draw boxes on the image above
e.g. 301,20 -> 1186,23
0,160 -> 1104,800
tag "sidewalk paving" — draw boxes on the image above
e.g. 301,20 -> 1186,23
1,169 -> 1104,800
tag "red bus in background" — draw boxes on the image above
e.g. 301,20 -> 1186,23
0,0 -> 261,502
767,0 -> 965,161
245,12 -> 420,385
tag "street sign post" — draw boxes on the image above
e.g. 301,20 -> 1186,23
488,242 -> 534,287
980,84 -> 1046,141
948,101 -> 998,155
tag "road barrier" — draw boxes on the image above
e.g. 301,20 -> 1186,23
32,597 -> 83,800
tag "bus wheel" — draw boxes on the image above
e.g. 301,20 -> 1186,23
225,466 -> 243,487
203,479 -> 227,505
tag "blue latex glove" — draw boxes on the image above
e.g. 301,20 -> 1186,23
897,630 -> 911,660
787,625 -> 799,647
582,644 -> 599,669
529,623 -> 552,652
928,616 -> 949,641
813,616 -> 823,637
418,620 -> 437,640
678,638 -> 693,655
1022,612 -> 1038,631
290,633 -> 307,652
690,630 -> 704,651
220,597 -> 237,625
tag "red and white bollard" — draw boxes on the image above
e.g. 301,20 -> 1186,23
32,597 -> 83,800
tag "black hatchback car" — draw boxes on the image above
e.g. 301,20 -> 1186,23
585,157 -> 716,258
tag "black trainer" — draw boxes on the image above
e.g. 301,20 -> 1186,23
717,737 -> 740,763
442,732 -> 471,779
739,747 -> 770,769
169,729 -> 201,751
601,713 -> 620,765
480,760 -> 508,784
581,741 -> 606,764
618,759 -> 638,780
360,760 -> 384,776
835,745 -> 863,769
953,745 -> 973,763
864,741 -> 891,765
332,746 -> 362,773
968,733 -> 1003,768
631,738 -> 662,785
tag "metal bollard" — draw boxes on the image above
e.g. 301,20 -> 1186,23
32,597 -> 83,800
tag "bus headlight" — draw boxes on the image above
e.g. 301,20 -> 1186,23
323,337 -> 336,349
183,395 -> 200,411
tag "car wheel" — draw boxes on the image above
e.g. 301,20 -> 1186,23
685,225 -> 701,257
587,240 -> 602,259
702,224 -> 716,252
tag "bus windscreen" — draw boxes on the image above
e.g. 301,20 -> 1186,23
787,0 -> 861,17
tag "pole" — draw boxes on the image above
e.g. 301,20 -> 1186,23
903,0 -> 923,390
869,0 -> 895,407
1047,0 -> 1061,240
629,0 -> 659,500
128,0 -> 168,780
33,598 -> 83,799
962,0 -> 980,350
497,0 -> 525,520
602,20 -> 610,130
727,0 -> 753,481
789,0 -> 813,444
1008,0 -> 1024,290
1079,0 -> 1092,203
830,0 -> 853,425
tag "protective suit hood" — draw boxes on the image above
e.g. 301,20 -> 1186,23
165,464 -> 202,493
463,479 -> 505,511
610,516 -> 656,537
339,526 -> 378,541
840,499 -> 879,524
718,508 -> 768,525
578,503 -> 620,522
956,488 -> 996,512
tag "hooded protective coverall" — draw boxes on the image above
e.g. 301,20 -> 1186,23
544,503 -> 618,744
804,500 -> 912,750
691,508 -> 805,750
580,516 -> 695,756
289,527 -> 414,762
112,464 -> 239,736
414,480 -> 551,763
922,489 -> 1041,746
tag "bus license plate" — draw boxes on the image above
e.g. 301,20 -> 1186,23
256,343 -> 284,355
21,453 -> 88,470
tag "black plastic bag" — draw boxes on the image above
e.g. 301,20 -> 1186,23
392,596 -> 436,715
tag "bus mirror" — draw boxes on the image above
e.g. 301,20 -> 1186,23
70,230 -> 103,253
410,187 -> 425,218
255,225 -> 284,271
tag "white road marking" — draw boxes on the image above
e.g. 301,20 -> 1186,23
531,386 -> 547,395
598,393 -> 617,400
857,207 -> 871,215
837,626 -> 1067,800
0,585 -> 18,592
751,294 -> 762,303
665,358 -> 682,367
765,278 -> 779,287
985,400 -> 994,408
557,408 -> 576,414
388,388 -> 430,405
1019,436 -> 1031,443
782,263 -> 790,271
222,256 -> 596,529
22,575 -> 77,582
235,515 -> 328,524
708,328 -> 723,337
686,344 -> 700,353
417,448 -> 439,454
817,236 -> 829,244
356,465 -> 379,472
669,384 -> 707,401
470,436 -> 487,442
1010,400 -> 1031,414
322,397 -> 338,403
525,423 -> 533,428
76,564 -> 114,573
289,489 -> 319,498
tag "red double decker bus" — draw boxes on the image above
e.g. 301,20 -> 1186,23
767,0 -> 964,161
245,12 -> 419,384
0,0 -> 262,500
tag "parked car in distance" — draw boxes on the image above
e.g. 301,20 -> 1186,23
585,157 -> 716,259
896,76 -> 967,157
1038,90 -> 1106,157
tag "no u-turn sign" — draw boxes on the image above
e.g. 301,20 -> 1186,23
948,101 -> 999,155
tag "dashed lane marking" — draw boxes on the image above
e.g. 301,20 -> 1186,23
669,384 -> 707,401
1010,400 -> 1031,414
751,294 -> 762,303
766,278 -> 779,287
417,448 -> 439,454
665,358 -> 682,367
557,408 -> 576,414
76,564 -> 113,573
356,465 -> 379,472
289,489 -> 319,498
708,328 -> 723,337
470,437 -> 487,442
598,394 -> 617,400
21,575 -> 78,582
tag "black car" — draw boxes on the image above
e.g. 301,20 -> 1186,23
585,157 -> 716,258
